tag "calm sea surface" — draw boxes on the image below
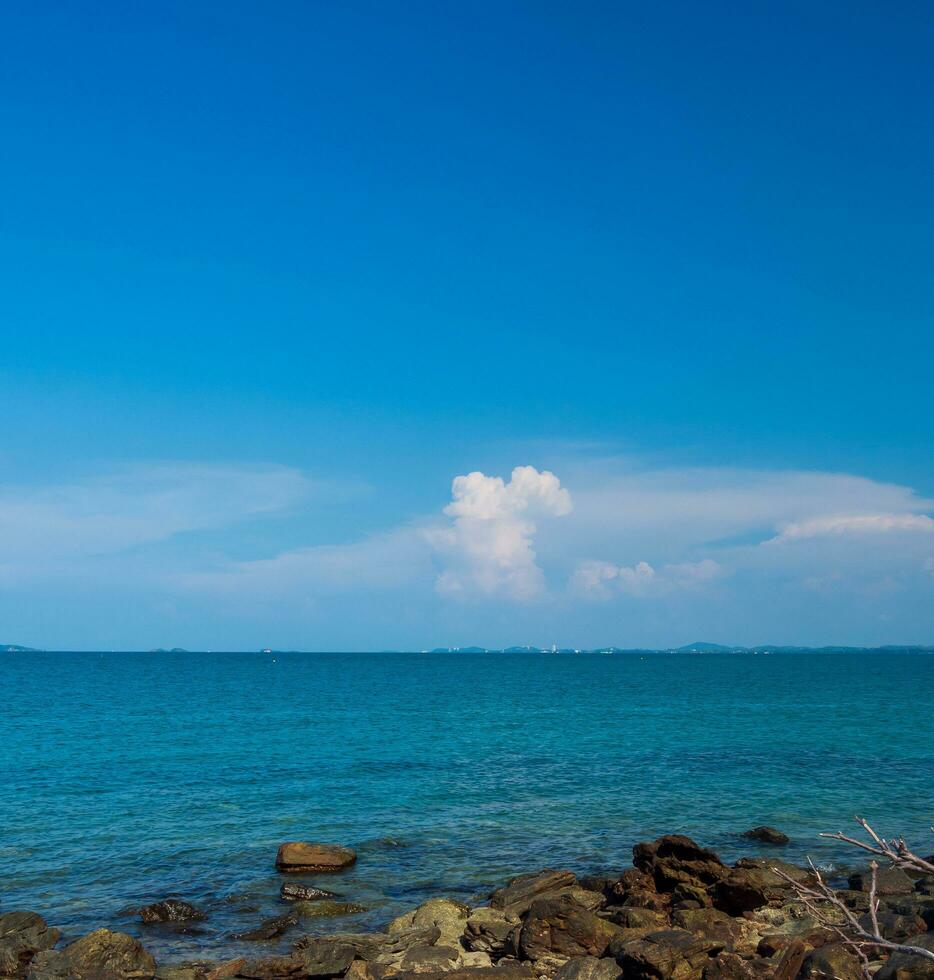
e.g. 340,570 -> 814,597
2,651 -> 932,962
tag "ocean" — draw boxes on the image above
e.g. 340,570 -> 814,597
2,650 -> 932,962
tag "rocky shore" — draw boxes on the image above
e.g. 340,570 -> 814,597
2,833 -> 933,980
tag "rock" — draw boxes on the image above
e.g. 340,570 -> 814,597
233,954 -> 307,978
733,858 -> 811,883
394,946 -> 460,975
552,957 -> 621,980
294,928 -> 442,966
711,867 -> 791,915
578,876 -> 623,901
797,942 -> 864,980
280,884 -> 339,902
233,912 -> 298,941
703,942 -> 805,980
740,827 -> 789,846
205,961 -> 247,980
518,896 -> 625,961
612,929 -> 724,979
608,871 -> 655,901
848,867 -> 914,895
293,901 -> 366,920
386,968 -> 533,980
606,907 -> 668,931
389,900 -> 470,948
874,931 -> 934,979
632,837 -> 729,892
670,908 -> 750,950
275,843 -> 357,873
490,871 -> 577,917
0,912 -> 61,977
857,910 -> 926,941
139,900 -> 205,924
671,883 -> 711,909
26,929 -> 155,979
916,877 -> 934,898
463,908 -> 520,957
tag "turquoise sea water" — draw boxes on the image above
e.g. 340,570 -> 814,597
2,651 -> 932,962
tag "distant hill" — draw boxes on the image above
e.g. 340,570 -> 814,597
676,641 -> 738,653
2,644 -> 42,653
148,647 -> 191,654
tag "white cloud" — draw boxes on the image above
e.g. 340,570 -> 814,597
425,466 -> 572,600
768,512 -> 934,543
570,557 -> 723,600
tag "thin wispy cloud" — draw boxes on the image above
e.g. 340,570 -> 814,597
767,512 -> 934,543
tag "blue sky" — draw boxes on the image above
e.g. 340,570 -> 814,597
1,1 -> 932,649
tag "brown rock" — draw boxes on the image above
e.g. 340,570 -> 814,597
0,912 -> 61,977
463,909 -> 520,958
670,908 -> 747,948
632,837 -> 728,893
552,957 -> 622,980
848,867 -> 914,896
233,912 -> 298,941
275,843 -> 357,873
490,871 -> 577,916
385,968 -> 533,980
740,827 -> 789,846
518,896 -> 624,961
26,929 -> 155,979
874,931 -> 934,979
139,900 -> 205,924
613,929 -> 724,979
711,867 -> 791,915
797,942 -> 865,979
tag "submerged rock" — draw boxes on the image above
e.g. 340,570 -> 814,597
740,827 -> 789,846
26,928 -> 155,979
139,900 -> 205,924
233,912 -> 298,941
0,912 -> 61,977
275,843 -> 357,874
280,884 -> 338,903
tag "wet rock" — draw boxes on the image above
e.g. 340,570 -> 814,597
612,928 -> 724,979
26,929 -> 155,979
234,953 -> 307,978
740,827 -> 789,846
0,911 -> 61,977
233,912 -> 298,941
874,931 -> 934,979
711,867 -> 791,915
797,942 -> 864,980
389,900 -> 470,948
275,843 -> 357,874
490,871 -> 577,917
518,896 -> 625,961
848,867 -> 914,895
293,902 -> 366,921
280,884 -> 338,903
139,900 -> 205,924
463,908 -> 520,957
632,837 -> 729,893
552,957 -> 621,980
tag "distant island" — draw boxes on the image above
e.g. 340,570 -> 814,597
426,641 -> 934,654
2,644 -> 43,653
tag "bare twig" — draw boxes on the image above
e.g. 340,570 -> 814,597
772,849 -> 934,976
819,816 -> 934,876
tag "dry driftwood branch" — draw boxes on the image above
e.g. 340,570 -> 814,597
819,815 -> 934,876
772,816 -> 934,977
772,861 -> 934,977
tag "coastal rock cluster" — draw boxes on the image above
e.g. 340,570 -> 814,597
3,834 -> 934,980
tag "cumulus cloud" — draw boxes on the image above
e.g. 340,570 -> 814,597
425,466 -> 572,600
570,557 -> 723,599
768,512 -> 934,543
